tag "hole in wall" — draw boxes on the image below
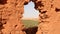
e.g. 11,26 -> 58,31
22,1 -> 39,34
55,8 -> 60,12
15,25 -> 17,28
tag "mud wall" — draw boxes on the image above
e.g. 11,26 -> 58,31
0,0 -> 30,34
32,0 -> 60,34
0,0 -> 60,34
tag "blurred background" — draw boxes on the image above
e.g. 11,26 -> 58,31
22,1 -> 39,28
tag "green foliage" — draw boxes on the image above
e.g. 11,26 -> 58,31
22,20 -> 38,28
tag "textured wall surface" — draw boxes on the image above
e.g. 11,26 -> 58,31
0,0 -> 60,34
32,0 -> 60,34
0,0 -> 30,34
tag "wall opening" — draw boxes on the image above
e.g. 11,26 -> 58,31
22,1 -> 39,34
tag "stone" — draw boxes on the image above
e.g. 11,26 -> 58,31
32,0 -> 60,34
0,0 -> 60,34
0,0 -> 30,34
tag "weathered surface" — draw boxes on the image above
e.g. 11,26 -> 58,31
23,26 -> 38,34
0,0 -> 30,34
32,0 -> 60,34
0,0 -> 60,34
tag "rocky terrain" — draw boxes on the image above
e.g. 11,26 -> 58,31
0,0 -> 60,34
23,26 -> 38,34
